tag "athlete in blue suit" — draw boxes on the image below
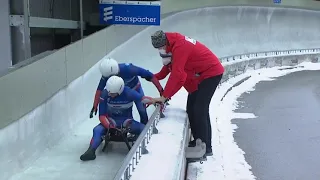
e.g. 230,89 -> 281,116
90,57 -> 163,125
81,76 -> 155,161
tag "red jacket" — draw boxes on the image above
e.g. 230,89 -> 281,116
155,64 -> 199,93
161,32 -> 224,98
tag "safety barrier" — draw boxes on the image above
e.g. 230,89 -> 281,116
220,48 -> 320,84
119,48 -> 320,180
113,105 -> 162,180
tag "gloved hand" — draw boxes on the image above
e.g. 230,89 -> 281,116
89,106 -> 97,118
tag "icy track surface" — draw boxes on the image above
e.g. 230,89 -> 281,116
8,116 -> 130,180
187,62 -> 320,180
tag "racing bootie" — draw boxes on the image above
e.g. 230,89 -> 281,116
80,147 -> 96,161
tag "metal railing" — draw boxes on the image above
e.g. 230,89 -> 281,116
219,48 -> 320,63
113,104 -> 163,180
113,47 -> 320,180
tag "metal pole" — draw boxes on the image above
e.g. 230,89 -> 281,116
80,0 -> 83,38
23,0 -> 31,60
69,0 -> 72,42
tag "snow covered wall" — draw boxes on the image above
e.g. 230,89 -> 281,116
1,6 -> 320,180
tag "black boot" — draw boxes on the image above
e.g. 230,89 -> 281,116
188,140 -> 196,147
80,147 -> 96,161
206,148 -> 213,156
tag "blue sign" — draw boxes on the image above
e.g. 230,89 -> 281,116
99,0 -> 161,26
273,0 -> 281,3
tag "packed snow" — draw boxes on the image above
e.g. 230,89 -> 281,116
130,89 -> 189,180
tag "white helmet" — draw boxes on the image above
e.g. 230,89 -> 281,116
106,76 -> 125,94
99,57 -> 119,77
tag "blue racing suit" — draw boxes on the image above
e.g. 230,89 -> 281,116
90,87 -> 153,150
92,63 -> 163,124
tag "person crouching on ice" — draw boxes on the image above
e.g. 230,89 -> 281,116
150,30 -> 225,161
90,57 -> 163,125
81,76 -> 156,161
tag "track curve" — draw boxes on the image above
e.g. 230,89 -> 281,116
233,70 -> 320,180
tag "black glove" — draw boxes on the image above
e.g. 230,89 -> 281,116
145,77 -> 152,82
89,106 -> 97,118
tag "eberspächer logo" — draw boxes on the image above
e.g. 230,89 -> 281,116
103,6 -> 113,22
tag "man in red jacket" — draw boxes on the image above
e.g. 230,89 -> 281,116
151,30 -> 224,160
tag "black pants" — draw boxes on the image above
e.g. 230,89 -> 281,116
186,74 -> 223,150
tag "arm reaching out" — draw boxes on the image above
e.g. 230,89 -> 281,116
149,76 -> 163,96
127,63 -> 164,95
154,65 -> 170,80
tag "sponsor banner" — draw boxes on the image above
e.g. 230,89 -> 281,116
99,0 -> 161,26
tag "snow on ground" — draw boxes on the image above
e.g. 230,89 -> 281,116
130,89 -> 189,180
187,62 -> 320,180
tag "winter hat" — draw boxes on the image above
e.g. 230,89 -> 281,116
151,30 -> 167,48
